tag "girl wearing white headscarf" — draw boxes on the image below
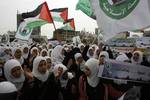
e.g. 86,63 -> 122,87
40,49 -> 48,57
86,47 -> 94,59
45,56 -> 53,73
32,56 -> 49,82
47,43 -> 53,49
82,58 -> 105,100
28,47 -> 39,70
99,51 -> 109,60
21,44 -> 29,59
94,48 -> 100,59
32,56 -> 57,100
0,81 -> 17,100
131,51 -> 143,65
12,47 -> 24,65
98,51 -> 110,78
4,59 -> 25,90
78,43 -> 85,53
54,64 -> 75,100
30,47 -> 39,57
1,46 -> 12,62
51,45 -> 65,65
69,53 -> 85,82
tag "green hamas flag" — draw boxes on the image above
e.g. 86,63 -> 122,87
76,0 -> 96,19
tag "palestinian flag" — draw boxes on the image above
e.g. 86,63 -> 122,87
50,8 -> 68,22
61,18 -> 75,31
21,2 -> 53,23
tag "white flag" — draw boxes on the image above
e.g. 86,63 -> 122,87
90,0 -> 150,40
15,20 -> 33,40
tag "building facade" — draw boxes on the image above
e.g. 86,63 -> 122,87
53,29 -> 80,42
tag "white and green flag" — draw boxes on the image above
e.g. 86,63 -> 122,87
15,18 -> 47,40
90,0 -> 150,40
15,20 -> 33,40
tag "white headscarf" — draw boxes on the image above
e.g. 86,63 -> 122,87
2,46 -> 12,62
74,53 -> 86,71
91,44 -> 98,51
40,49 -> 48,57
85,58 -> 99,87
4,59 -> 25,90
116,53 -> 129,62
74,53 -> 82,61
45,56 -> 53,73
53,64 -> 67,77
87,47 -> 94,58
0,81 -> 17,93
51,45 -> 64,65
78,43 -> 85,52
32,56 -> 49,82
99,51 -> 109,60
21,44 -> 29,59
47,43 -> 53,49
131,51 -> 143,64
12,47 -> 24,65
53,64 -> 68,87
94,48 -> 100,59
30,47 -> 39,56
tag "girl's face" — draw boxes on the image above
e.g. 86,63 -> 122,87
46,58 -> 51,70
11,66 -> 22,78
84,67 -> 91,76
48,44 -> 52,49
14,49 -> 22,59
56,67 -> 63,78
23,47 -> 29,54
42,51 -> 47,57
32,49 -> 38,57
77,56 -> 83,64
99,55 -> 105,64
133,53 -> 140,61
80,45 -> 84,51
38,60 -> 47,74
89,49 -> 94,56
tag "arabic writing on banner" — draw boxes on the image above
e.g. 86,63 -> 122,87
98,60 -> 150,83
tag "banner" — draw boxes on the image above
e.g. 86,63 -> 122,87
98,60 -> 150,83
136,37 -> 150,48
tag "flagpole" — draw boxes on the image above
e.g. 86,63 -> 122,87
52,22 -> 57,31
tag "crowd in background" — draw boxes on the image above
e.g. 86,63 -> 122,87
0,41 -> 150,100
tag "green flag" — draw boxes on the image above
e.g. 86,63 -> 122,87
76,0 -> 96,19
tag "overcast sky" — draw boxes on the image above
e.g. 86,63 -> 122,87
0,0 -> 98,38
